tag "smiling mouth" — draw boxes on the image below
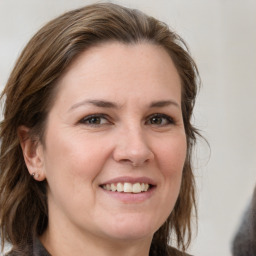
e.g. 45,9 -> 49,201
100,182 -> 153,193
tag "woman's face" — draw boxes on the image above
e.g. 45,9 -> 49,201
39,42 -> 187,244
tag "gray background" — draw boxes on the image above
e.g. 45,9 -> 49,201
0,0 -> 256,255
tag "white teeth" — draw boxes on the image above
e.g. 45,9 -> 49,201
110,184 -> 117,192
117,183 -> 123,192
124,182 -> 133,192
132,183 -> 142,193
102,182 -> 151,193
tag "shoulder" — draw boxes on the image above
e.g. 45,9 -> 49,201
4,251 -> 26,256
4,238 -> 50,256
167,246 -> 193,256
4,249 -> 32,256
4,243 -> 32,256
150,245 -> 193,256
5,252 -> 15,256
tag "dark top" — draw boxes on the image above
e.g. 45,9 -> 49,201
6,238 -> 191,256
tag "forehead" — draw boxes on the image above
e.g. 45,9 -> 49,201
54,42 -> 182,107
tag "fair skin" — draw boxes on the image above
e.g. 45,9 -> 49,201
20,42 -> 187,256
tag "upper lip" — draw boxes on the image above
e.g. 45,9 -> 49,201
100,176 -> 156,186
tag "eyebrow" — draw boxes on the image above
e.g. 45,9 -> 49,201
149,100 -> 180,109
69,99 -> 119,111
69,99 -> 180,112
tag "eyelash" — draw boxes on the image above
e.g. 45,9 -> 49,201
79,114 -> 111,126
146,113 -> 175,126
78,113 -> 175,127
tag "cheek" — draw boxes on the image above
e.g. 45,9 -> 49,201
150,134 -> 187,225
156,134 -> 187,178
42,134 -> 107,210
43,131 -> 110,183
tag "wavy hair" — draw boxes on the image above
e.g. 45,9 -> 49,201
0,3 -> 200,255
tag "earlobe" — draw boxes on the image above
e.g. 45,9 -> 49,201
18,126 -> 46,181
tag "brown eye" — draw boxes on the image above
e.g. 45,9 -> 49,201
79,114 -> 110,126
146,114 -> 174,126
150,116 -> 163,125
87,117 -> 102,124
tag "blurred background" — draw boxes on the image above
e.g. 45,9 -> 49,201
0,0 -> 255,255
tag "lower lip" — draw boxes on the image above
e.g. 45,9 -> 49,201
100,186 -> 156,203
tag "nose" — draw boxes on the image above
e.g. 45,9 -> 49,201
112,127 -> 154,167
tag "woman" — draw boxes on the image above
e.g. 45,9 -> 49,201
0,3 -> 200,256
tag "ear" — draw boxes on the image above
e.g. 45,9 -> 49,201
18,126 -> 46,181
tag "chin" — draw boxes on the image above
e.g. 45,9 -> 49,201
105,228 -> 154,242
99,214 -> 158,241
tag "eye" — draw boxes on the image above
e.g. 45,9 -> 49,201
79,114 -> 110,126
146,113 -> 175,126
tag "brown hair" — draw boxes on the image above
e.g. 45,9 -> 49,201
0,3 -> 200,255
